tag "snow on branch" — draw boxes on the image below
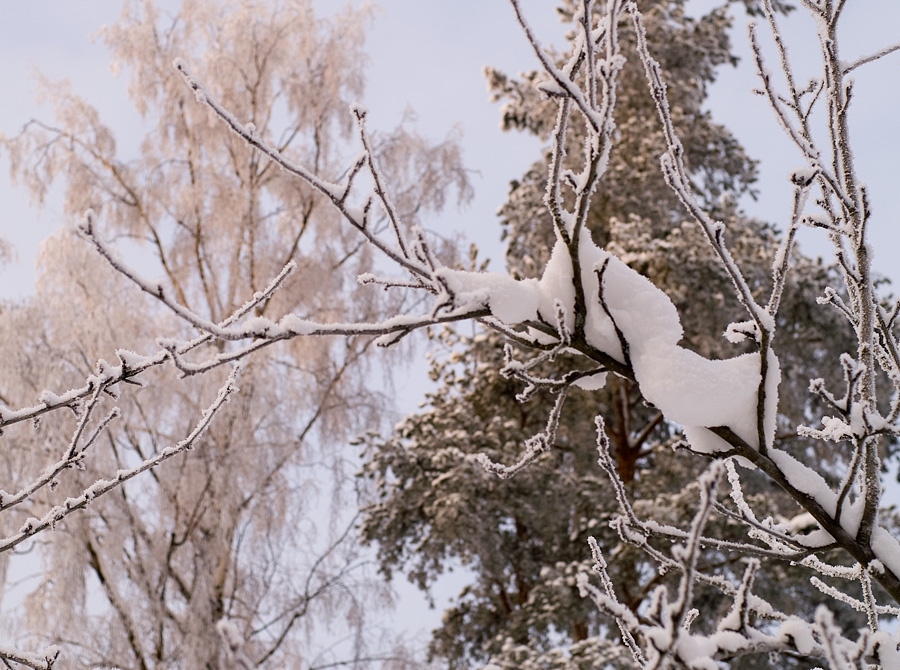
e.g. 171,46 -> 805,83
0,645 -> 59,670
45,0 -> 900,665
0,366 -> 238,555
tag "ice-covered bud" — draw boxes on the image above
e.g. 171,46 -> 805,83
789,166 -> 817,186
724,320 -> 759,344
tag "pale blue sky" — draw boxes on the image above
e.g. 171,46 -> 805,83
1,1 -> 898,293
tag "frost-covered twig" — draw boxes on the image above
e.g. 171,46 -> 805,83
628,3 -> 768,334
0,645 -> 60,670
0,366 -> 238,554
671,462 -> 723,631
0,231 -> 289,428
81,211 -> 491,361
843,41 -> 900,74
507,0 -> 604,133
0,384 -> 118,514
586,537 -> 645,664
629,2 -> 786,462
174,59 -> 435,282
766,183 -> 807,315
477,387 -> 568,479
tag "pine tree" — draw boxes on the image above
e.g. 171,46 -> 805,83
359,2 -> 874,667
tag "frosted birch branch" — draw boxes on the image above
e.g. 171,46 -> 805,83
0,366 -> 238,555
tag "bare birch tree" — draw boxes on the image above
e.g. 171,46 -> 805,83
0,1 -> 467,668
3,0 -> 900,667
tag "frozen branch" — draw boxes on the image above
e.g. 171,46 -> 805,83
0,366 -> 238,554
30,0 -> 900,666
0,645 -> 60,670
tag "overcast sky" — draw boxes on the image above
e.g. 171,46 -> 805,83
0,0 -> 559,297
0,0 -> 898,644
1,1 -> 898,293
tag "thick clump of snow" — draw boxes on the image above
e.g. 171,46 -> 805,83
635,349 -> 761,446
871,526 -> 900,582
578,230 -> 684,356
537,239 -> 578,333
435,268 -> 541,324
451,228 -> 778,452
776,617 -> 816,655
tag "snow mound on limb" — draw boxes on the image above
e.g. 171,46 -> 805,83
435,268 -> 540,323
439,228 -> 778,452
577,229 -> 683,357
534,230 -> 683,362
634,347 -> 762,448
571,228 -> 776,452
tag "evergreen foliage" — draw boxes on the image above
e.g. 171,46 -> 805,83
359,2 -> 886,667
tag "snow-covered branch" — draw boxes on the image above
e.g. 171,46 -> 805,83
33,0 -> 900,666
163,0 -> 900,642
0,645 -> 59,670
0,366 -> 238,555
